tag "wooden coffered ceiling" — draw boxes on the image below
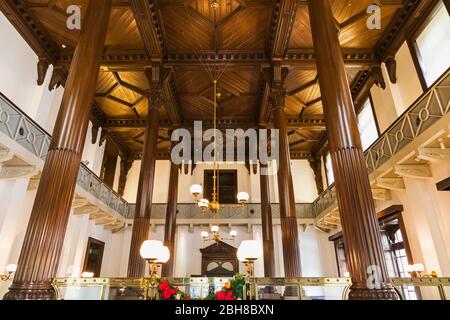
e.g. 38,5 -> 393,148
0,0 -> 435,160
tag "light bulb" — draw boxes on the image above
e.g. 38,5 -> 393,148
237,192 -> 249,203
201,231 -> 209,238
139,240 -> 170,263
81,272 -> 94,278
211,225 -> 219,233
190,184 -> 203,196
230,230 -> 237,237
5,264 -> 17,273
237,240 -> 262,261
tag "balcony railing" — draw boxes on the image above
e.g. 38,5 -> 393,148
312,68 -> 450,217
2,69 -> 448,221
0,92 -> 129,219
126,203 -> 315,220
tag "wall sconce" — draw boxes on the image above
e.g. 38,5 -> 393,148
140,240 -> 170,300
406,263 -> 438,278
81,272 -> 94,278
1,264 -> 17,281
237,240 -> 262,300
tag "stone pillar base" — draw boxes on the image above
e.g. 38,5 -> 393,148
348,285 -> 400,300
3,286 -> 57,300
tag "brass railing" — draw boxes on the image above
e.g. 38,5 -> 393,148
51,277 -> 450,300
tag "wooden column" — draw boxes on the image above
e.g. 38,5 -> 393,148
270,88 -> 302,278
260,164 -> 275,278
127,66 -> 168,277
162,160 -> 179,277
102,153 -> 118,189
118,158 -> 133,197
309,158 -> 324,194
3,0 -> 112,300
127,97 -> 160,277
309,0 -> 398,300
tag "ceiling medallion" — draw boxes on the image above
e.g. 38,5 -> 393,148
211,0 -> 219,9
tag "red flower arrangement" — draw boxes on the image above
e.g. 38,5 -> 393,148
216,290 -> 235,300
157,279 -> 189,300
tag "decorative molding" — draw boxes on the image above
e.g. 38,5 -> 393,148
385,57 -> 397,84
27,173 -> 41,191
73,205 -> 99,215
0,164 -> 38,180
376,177 -> 406,191
0,148 -> 13,162
371,188 -> 392,201
394,164 -> 432,179
418,147 -> 450,162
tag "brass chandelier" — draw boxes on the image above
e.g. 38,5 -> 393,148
189,79 -> 249,242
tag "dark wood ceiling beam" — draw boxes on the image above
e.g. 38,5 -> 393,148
164,79 -> 183,126
103,116 -> 326,131
0,0 -> 60,62
129,151 -> 312,161
130,0 -> 164,60
158,0 -> 273,8
270,0 -> 297,58
374,0 -> 435,62
56,49 -> 376,70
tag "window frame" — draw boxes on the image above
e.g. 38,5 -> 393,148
356,93 -> 380,150
408,0 -> 449,90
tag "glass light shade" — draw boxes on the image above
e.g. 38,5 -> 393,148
81,272 -> 94,278
5,264 -> 17,273
211,225 -> 219,233
198,199 -> 209,208
414,263 -> 425,272
237,191 -> 249,203
139,240 -> 170,263
237,240 -> 262,261
201,231 -> 209,238
230,230 -> 237,237
190,184 -> 203,196
159,246 -> 170,263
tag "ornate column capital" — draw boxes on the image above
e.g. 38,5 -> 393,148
268,87 -> 287,111
146,89 -> 165,111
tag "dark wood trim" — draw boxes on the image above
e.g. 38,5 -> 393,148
203,169 -> 238,204
368,93 -> 381,136
407,38 -> 429,92
82,237 -> 105,277
444,0 -> 450,14
406,0 -> 442,91
436,177 -> 450,191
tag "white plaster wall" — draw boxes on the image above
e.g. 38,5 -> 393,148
0,178 -> 36,298
375,160 -> 450,299
0,13 -> 64,132
57,213 -> 132,278
81,121 -> 106,177
291,160 -> 319,202
370,65 -> 399,133
391,42 -> 424,115
123,160 -> 141,203
112,156 -> 121,193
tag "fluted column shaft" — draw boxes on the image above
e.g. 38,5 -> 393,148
260,165 -> 275,278
271,93 -> 301,278
308,0 -> 397,299
4,0 -> 112,300
127,105 -> 159,277
162,161 -> 179,277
